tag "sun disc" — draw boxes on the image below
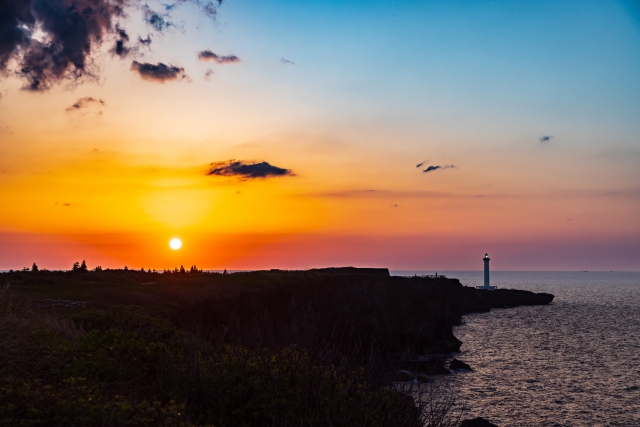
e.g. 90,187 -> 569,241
169,238 -> 182,250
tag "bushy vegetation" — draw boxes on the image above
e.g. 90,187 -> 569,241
0,285 -> 455,427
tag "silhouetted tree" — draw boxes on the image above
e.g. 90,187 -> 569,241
180,265 -> 186,274
72,262 -> 80,271
79,260 -> 88,271
124,266 -> 128,271
94,266 -> 102,271
31,262 -> 38,272
223,269 -> 228,275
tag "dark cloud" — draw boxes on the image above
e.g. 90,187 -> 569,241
130,61 -> 187,82
539,135 -> 553,142
142,5 -> 174,32
138,35 -> 152,46
423,164 -> 456,173
416,160 -> 427,168
280,58 -> 295,65
0,0 -> 221,91
65,96 -> 105,111
204,68 -> 213,80
198,50 -> 239,64
111,27 -> 152,58
110,25 -> 130,58
1,0 -> 127,91
206,160 -> 294,180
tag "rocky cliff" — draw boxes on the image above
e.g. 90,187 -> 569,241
174,268 -> 554,356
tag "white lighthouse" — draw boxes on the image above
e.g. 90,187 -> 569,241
476,253 -> 497,290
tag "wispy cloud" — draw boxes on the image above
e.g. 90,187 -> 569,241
65,97 -> 105,111
206,160 -> 294,180
423,164 -> 456,173
143,5 -> 175,32
110,27 -> 152,58
110,25 -> 131,58
198,50 -> 240,64
130,61 -> 188,83
138,35 -> 152,46
280,58 -> 295,65
539,135 -> 553,142
310,189 -> 456,199
416,160 -> 428,168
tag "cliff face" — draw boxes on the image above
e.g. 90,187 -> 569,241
175,269 -> 554,355
4,267 -> 552,356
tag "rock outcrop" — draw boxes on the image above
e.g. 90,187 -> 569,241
449,358 -> 473,371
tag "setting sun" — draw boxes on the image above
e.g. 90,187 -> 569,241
169,238 -> 182,250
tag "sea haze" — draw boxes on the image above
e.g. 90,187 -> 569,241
391,271 -> 640,427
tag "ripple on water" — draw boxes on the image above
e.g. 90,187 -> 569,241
439,271 -> 640,427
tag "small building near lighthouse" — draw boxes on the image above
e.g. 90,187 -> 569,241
476,253 -> 497,290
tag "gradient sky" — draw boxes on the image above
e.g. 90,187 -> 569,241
1,0 -> 639,271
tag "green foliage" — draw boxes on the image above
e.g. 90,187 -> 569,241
0,377 -> 188,427
0,304 -> 425,427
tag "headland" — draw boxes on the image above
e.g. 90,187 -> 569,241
0,267 -> 553,426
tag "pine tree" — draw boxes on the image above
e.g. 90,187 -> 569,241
72,262 -> 80,271
31,262 -> 39,272
80,260 -> 88,271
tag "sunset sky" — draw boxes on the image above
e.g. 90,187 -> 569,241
1,0 -> 639,271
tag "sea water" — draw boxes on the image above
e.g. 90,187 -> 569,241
390,271 -> 640,427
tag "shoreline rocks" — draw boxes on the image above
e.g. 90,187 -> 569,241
449,358 -> 473,371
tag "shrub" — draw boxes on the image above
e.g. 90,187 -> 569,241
0,289 -> 450,427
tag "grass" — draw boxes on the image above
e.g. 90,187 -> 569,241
0,283 -> 459,427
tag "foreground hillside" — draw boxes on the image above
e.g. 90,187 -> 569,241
0,268 -> 553,427
3,267 -> 553,355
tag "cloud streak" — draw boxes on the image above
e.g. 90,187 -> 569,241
423,164 -> 456,173
539,135 -> 553,142
206,160 -> 294,180
65,96 -> 105,111
130,61 -> 187,83
198,50 -> 240,64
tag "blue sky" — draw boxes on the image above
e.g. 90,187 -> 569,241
1,0 -> 639,270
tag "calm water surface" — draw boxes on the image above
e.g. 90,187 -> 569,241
391,271 -> 640,427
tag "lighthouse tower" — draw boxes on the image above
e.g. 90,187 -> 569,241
477,253 -> 497,290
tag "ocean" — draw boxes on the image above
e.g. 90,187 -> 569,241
390,271 -> 640,427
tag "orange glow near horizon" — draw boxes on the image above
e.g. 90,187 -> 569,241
1,0 -> 639,271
